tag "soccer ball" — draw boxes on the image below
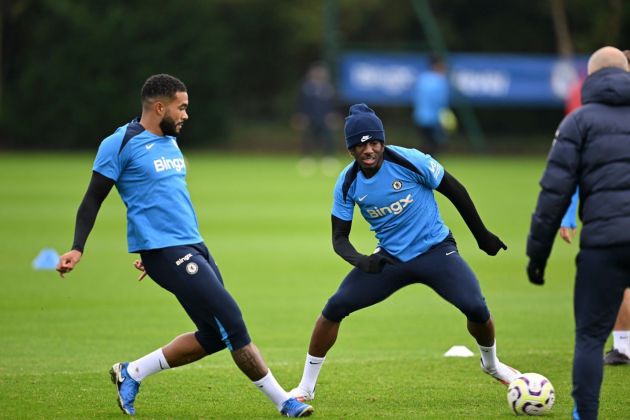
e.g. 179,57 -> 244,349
507,372 -> 555,416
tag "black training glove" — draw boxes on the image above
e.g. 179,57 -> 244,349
357,253 -> 394,273
477,230 -> 508,256
526,259 -> 546,285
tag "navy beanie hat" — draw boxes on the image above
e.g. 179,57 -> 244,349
344,103 -> 385,149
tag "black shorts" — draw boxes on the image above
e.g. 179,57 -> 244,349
322,233 -> 491,324
141,243 -> 251,354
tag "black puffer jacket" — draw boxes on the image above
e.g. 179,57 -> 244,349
527,67 -> 630,263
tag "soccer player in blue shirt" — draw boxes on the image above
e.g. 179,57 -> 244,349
290,104 -> 520,403
412,55 -> 450,156
56,74 -> 313,417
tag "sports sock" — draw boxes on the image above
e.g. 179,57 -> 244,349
613,330 -> 630,356
478,341 -> 498,370
252,370 -> 290,410
126,348 -> 170,382
297,354 -> 326,393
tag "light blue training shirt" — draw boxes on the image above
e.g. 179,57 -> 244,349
93,119 -> 203,252
332,145 -> 449,262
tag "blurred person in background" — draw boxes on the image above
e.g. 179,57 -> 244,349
527,46 -> 630,420
557,49 -> 630,367
56,74 -> 313,418
291,61 -> 341,176
565,74 -> 584,115
290,103 -> 520,405
412,54 -> 450,157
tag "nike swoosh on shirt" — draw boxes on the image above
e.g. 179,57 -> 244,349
146,143 -> 155,150
446,251 -> 456,256
358,195 -> 368,201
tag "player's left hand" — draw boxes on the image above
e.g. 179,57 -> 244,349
477,230 -> 507,256
526,259 -> 546,285
133,259 -> 147,281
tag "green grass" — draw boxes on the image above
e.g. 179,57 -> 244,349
0,152 -> 628,419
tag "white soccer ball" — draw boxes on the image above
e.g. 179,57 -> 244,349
507,372 -> 555,416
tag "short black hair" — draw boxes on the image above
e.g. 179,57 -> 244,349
141,74 -> 187,102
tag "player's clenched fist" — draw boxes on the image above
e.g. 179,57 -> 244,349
56,250 -> 82,278
134,259 -> 148,281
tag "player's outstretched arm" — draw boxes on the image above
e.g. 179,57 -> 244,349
436,170 -> 507,256
331,215 -> 393,273
56,171 -> 114,278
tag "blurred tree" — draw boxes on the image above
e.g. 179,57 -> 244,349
569,0 -> 625,50
2,0 -> 233,148
550,0 -> 573,56
551,0 -> 626,54
0,0 -> 329,149
0,0 -> 30,138
1,0 -> 630,149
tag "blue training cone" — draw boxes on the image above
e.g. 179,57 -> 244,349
32,248 -> 60,270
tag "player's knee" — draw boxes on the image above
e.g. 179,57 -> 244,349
463,301 -> 490,324
201,317 -> 251,353
322,295 -> 353,322
194,331 -> 227,355
575,323 -> 612,342
224,325 -> 252,351
217,317 -> 251,351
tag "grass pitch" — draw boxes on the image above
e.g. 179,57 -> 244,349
0,152 -> 628,419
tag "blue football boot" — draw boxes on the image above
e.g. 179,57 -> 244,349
110,362 -> 140,415
280,397 -> 314,417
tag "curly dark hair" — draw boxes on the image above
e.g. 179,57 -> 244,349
141,74 -> 187,102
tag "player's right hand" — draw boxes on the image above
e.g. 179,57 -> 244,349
357,253 -> 394,273
56,250 -> 82,278
559,227 -> 576,244
133,259 -> 147,281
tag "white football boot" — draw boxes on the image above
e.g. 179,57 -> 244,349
480,359 -> 521,385
289,387 -> 315,402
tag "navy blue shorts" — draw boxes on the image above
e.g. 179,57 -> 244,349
140,242 -> 251,354
322,233 -> 491,324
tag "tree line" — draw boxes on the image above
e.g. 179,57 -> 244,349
0,0 -> 627,149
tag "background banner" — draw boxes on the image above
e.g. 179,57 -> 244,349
339,52 -> 588,107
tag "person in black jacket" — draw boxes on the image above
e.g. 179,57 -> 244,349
557,50 -> 630,368
527,46 -> 630,420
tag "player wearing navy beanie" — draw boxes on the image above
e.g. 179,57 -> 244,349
344,103 -> 385,149
291,103 -> 518,405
